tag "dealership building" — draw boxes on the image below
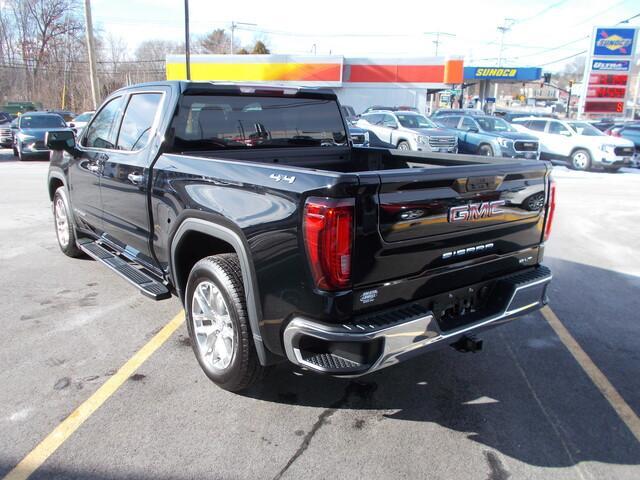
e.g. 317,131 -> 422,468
165,54 -> 464,114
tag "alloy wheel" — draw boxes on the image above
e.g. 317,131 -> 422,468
54,197 -> 69,247
191,280 -> 235,370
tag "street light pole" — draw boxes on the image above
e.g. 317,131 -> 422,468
184,0 -> 191,80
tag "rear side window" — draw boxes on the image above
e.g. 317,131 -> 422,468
83,97 -> 123,149
438,116 -> 460,128
381,114 -> 397,127
461,117 -> 477,130
527,120 -> 547,132
548,122 -> 570,135
363,113 -> 382,125
170,95 -> 347,151
117,93 -> 163,151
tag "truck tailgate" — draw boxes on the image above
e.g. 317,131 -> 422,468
351,159 -> 549,292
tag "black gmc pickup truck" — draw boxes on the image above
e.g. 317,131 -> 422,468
46,81 -> 554,391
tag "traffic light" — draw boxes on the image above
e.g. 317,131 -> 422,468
543,73 -> 551,84
568,80 -> 574,88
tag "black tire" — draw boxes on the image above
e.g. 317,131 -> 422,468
185,254 -> 265,392
570,149 -> 591,171
53,187 -> 83,258
397,141 -> 411,151
523,192 -> 545,211
12,146 -> 18,157
478,144 -> 494,156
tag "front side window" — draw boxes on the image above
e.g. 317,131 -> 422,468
117,93 -> 163,151
396,114 -> 436,129
83,97 -> 123,149
170,95 -> 347,151
568,122 -> 604,137
19,114 -> 66,129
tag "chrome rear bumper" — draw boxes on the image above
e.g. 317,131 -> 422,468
283,266 -> 552,376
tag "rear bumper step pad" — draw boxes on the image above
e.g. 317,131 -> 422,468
283,265 -> 552,376
79,240 -> 170,301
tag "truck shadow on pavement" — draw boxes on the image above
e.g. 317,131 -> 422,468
244,258 -> 640,469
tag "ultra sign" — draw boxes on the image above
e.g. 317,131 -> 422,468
593,28 -> 635,56
591,59 -> 630,71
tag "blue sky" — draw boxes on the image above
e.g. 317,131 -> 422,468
92,0 -> 639,71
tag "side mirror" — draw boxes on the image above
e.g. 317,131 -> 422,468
467,127 -> 479,133
46,130 -> 77,154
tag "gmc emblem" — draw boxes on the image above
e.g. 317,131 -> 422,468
448,200 -> 506,223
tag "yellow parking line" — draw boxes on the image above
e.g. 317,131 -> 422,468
541,306 -> 640,443
3,311 -> 185,480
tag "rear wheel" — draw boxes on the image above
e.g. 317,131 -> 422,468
397,141 -> 411,151
478,144 -> 494,156
570,149 -> 591,171
185,254 -> 265,392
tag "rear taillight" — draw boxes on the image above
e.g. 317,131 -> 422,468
303,197 -> 354,290
544,179 -> 556,242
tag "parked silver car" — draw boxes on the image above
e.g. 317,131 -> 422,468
356,110 -> 458,153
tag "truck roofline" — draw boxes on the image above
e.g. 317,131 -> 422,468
109,80 -> 338,100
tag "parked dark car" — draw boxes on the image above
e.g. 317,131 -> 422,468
590,117 -> 627,132
435,114 -> 540,159
13,112 -> 70,160
607,122 -> 640,167
48,110 -> 76,122
341,105 -> 358,124
46,81 -> 553,392
0,112 -> 14,147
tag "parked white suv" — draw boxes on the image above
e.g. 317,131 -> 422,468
512,117 -> 634,171
356,110 -> 458,153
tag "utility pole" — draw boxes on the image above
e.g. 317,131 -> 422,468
494,18 -> 515,102
567,80 -> 573,119
424,31 -> 455,56
230,21 -> 257,54
184,0 -> 191,79
83,0 -> 100,109
230,21 -> 235,55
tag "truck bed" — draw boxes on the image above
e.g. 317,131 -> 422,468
177,145 -> 530,173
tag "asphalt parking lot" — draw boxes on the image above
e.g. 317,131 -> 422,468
1,150 -> 639,480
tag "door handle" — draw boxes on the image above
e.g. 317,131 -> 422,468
128,173 -> 144,185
